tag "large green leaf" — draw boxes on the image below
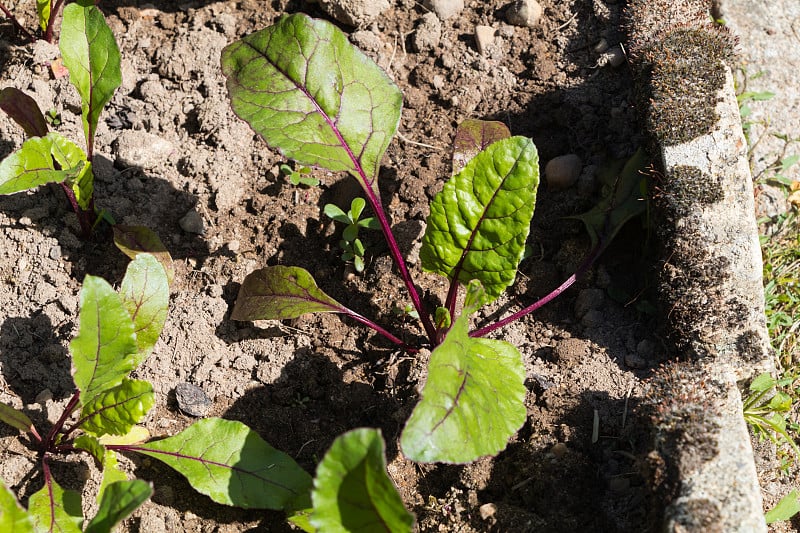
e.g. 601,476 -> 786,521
221,13 -> 402,197
0,479 -> 33,533
0,87 -> 49,138
119,253 -> 170,364
0,402 -> 35,434
79,378 -> 154,437
132,418 -> 312,510
59,2 -> 121,155
311,429 -> 414,533
401,281 -> 527,463
28,479 -> 83,533
70,275 -> 138,407
113,225 -> 175,285
0,133 -> 87,196
232,266 -> 347,321
84,480 -> 151,533
420,136 -> 539,303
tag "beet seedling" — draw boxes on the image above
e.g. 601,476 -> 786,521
0,2 -> 120,237
0,0 -> 66,43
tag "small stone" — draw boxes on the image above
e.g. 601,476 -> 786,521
49,245 -> 61,261
35,389 -> 53,404
175,382 -> 212,417
597,45 -> 625,68
424,0 -> 465,20
179,209 -> 204,234
226,239 -> 240,252
479,503 -> 497,520
545,154 -> 582,189
114,130 -> 174,170
505,0 -> 543,28
412,12 -> 442,52
474,25 -> 496,55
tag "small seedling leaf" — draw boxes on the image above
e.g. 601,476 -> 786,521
421,136 -> 539,303
324,204 -> 351,225
0,87 -> 48,138
59,2 -> 122,153
221,13 -> 402,197
401,281 -> 526,463
29,479 -> 83,533
80,378 -> 155,437
567,148 -> 648,249
70,275 -> 138,407
36,0 -> 50,32
311,428 -> 413,532
84,480 -> 151,533
119,253 -> 170,364
113,225 -> 175,285
0,402 -> 35,434
766,490 -> 800,524
0,133 -> 86,195
452,119 -> 511,173
0,479 -> 33,533
232,266 -> 346,321
134,418 -> 312,509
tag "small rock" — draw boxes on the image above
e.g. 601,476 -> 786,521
545,154 -> 582,189
554,337 -> 588,366
226,239 -> 240,252
412,12 -> 442,52
581,309 -> 605,329
114,130 -> 174,170
479,503 -> 497,520
175,382 -> 212,417
32,39 -> 59,64
49,245 -> 61,261
597,45 -> 625,68
318,0 -> 390,26
474,25 -> 496,55
35,389 -> 53,404
424,0 -> 465,20
505,0 -> 543,28
179,209 -> 204,234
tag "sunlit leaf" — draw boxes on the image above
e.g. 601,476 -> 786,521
29,479 -> 83,533
221,13 -> 402,197
421,136 -> 539,302
232,266 -> 347,321
36,0 -> 50,32
766,490 -> 800,524
84,480 -> 151,533
98,425 -> 150,446
113,225 -> 175,285
79,378 -> 154,437
0,133 -> 87,195
74,434 -> 106,464
452,119 -> 511,173
401,281 -> 526,463
132,418 -> 312,509
119,253 -> 170,364
0,479 -> 33,533
311,428 -> 413,532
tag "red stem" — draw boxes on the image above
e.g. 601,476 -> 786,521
42,391 -> 80,452
44,0 -> 66,43
343,308 -> 418,353
0,1 -> 35,42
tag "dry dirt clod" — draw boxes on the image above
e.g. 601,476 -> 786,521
474,25 -> 496,55
412,12 -> 442,52
424,0 -> 465,21
505,0 -> 543,28
318,0 -> 391,27
479,503 -> 497,520
114,130 -> 175,171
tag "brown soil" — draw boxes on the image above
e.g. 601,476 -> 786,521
0,1 -> 665,531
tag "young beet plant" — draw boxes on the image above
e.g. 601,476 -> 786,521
0,0 -> 68,43
0,1 -> 120,236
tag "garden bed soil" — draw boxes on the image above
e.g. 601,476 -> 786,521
0,0 -> 737,531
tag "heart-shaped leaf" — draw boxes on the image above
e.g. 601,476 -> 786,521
232,266 -> 347,321
311,428 -> 414,533
113,225 -> 175,285
79,378 -> 154,437
119,253 -> 170,364
59,1 -> 121,156
131,418 -> 312,510
401,281 -> 527,463
29,479 -> 83,533
0,133 -> 87,196
221,13 -> 402,197
421,136 -> 539,303
452,119 -> 511,173
70,275 -> 138,407
0,479 -> 33,533
0,87 -> 48,138
84,480 -> 151,533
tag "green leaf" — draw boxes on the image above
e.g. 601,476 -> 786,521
84,480 -> 151,533
311,428 -> 413,533
133,418 -> 312,509
452,119 -> 511,173
70,275 -> 138,407
59,2 -> 122,154
119,253 -> 170,364
231,266 -> 347,321
0,133 -> 87,195
79,378 -> 154,437
350,197 -> 366,221
324,204 -> 351,224
420,136 -> 539,303
0,479 -> 33,533
766,490 -> 800,524
36,0 -> 50,32
97,452 -> 128,504
342,224 -> 359,243
112,225 -> 175,285
401,281 -> 527,463
221,13 -> 402,197
567,148 -> 649,249
749,372 -> 775,393
67,160 -> 94,211
29,479 -> 83,533
0,87 -> 49,138
74,434 -> 106,463
0,402 -> 35,434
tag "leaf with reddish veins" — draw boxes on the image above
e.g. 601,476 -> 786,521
113,225 -> 175,285
28,478 -> 82,533
232,266 -> 346,321
452,119 -> 511,173
0,87 -> 48,138
0,402 -> 35,435
119,253 -> 170,364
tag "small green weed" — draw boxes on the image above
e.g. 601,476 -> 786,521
324,197 -> 380,273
